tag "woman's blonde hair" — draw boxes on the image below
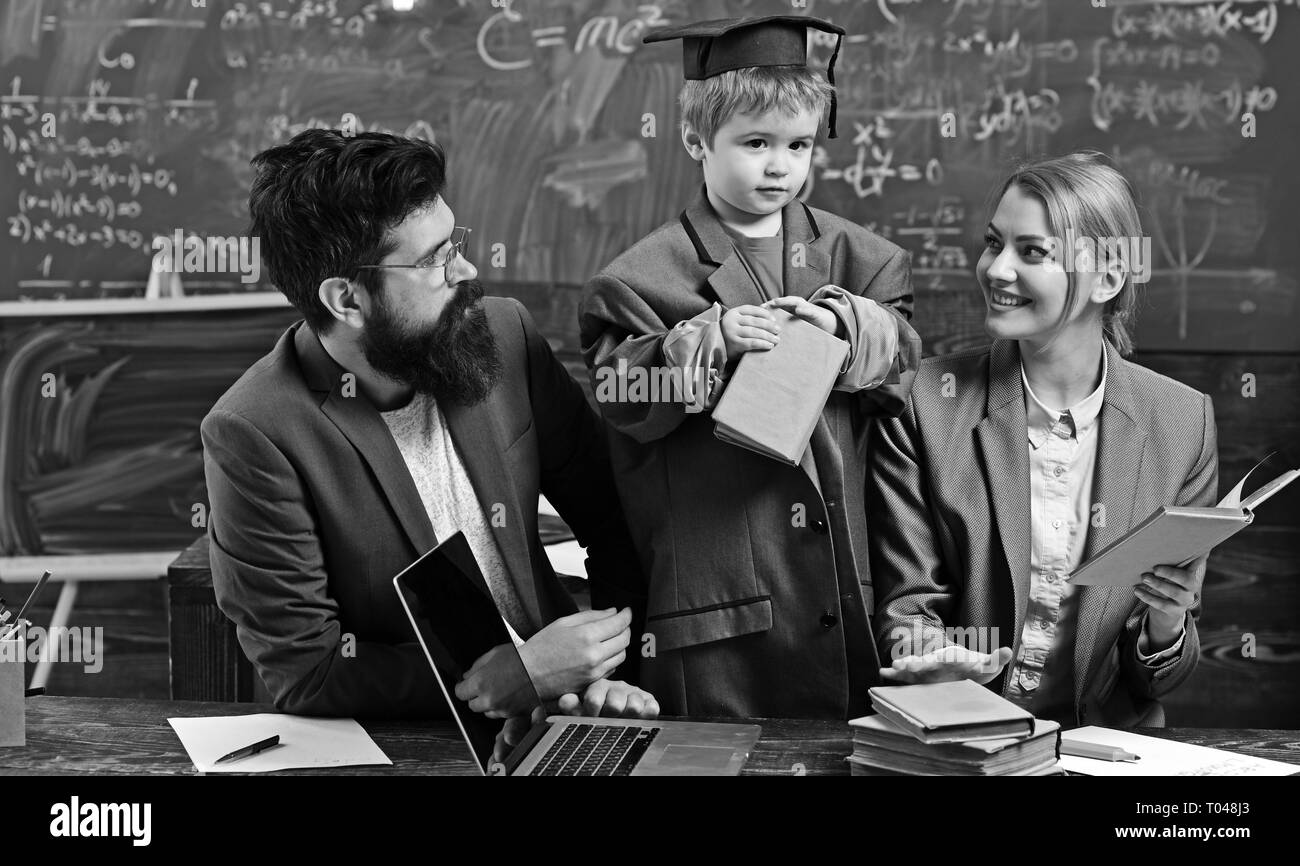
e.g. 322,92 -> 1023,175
990,151 -> 1143,356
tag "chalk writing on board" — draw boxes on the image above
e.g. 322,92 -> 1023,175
813,116 -> 943,200
1094,38 -> 1222,72
15,157 -> 177,197
1112,1 -> 1290,45
0,0 -> 1293,301
1089,77 -> 1278,132
219,0 -> 379,37
1,76 -> 218,130
475,1 -> 668,71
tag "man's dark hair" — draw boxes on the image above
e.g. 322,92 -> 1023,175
248,129 -> 447,333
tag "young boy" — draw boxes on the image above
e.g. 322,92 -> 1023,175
579,15 -> 922,719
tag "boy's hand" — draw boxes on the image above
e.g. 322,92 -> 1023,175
517,607 -> 632,699
765,296 -> 841,336
720,304 -> 780,359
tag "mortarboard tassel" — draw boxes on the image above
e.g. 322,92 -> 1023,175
827,31 -> 842,139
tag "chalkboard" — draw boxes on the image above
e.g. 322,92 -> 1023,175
2,0 -> 1297,352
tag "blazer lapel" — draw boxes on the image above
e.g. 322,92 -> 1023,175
681,188 -> 766,309
1073,342 -> 1148,707
294,324 -> 437,558
974,341 -> 1032,662
783,202 -> 831,492
442,398 -> 541,625
783,200 -> 833,300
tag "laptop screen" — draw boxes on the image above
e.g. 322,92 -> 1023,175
392,531 -> 542,773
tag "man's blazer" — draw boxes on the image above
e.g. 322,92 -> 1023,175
202,297 -> 644,718
867,339 -> 1218,727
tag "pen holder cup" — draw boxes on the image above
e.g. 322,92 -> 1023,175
1,632 -> 25,746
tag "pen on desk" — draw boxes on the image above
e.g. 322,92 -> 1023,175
215,734 -> 281,764
1061,740 -> 1140,763
25,687 -> 44,697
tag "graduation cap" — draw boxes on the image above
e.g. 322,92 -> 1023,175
643,15 -> 846,138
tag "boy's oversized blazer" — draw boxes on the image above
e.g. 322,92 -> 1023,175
580,189 -> 922,719
867,339 -> 1218,727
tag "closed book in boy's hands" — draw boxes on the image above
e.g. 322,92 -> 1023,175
868,679 -> 1035,744
712,309 -> 848,466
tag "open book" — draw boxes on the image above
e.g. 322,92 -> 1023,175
1069,459 -> 1298,586
711,309 -> 848,466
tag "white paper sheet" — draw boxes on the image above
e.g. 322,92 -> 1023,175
1060,727 -> 1299,776
168,713 -> 392,774
545,539 -> 588,579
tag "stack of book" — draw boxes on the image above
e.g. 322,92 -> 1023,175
848,680 -> 1062,776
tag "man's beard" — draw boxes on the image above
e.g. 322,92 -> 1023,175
361,278 -> 503,406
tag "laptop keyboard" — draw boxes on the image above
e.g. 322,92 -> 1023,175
532,724 -> 661,776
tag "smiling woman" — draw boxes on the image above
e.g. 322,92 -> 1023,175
978,153 -> 1145,359
868,151 -> 1221,729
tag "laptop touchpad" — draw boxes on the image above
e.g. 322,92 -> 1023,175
655,745 -> 735,771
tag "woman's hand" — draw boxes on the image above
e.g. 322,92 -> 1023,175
1135,556 -> 1207,651
879,645 -> 1013,685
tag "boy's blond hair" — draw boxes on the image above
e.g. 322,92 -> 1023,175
680,66 -> 834,147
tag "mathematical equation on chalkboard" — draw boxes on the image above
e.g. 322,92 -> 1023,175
2,73 -> 203,263
0,0 -> 1294,301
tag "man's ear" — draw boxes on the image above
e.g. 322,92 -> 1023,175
318,276 -> 365,329
1089,257 -> 1126,306
681,123 -> 707,162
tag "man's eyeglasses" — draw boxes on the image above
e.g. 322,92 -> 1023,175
357,226 -> 471,276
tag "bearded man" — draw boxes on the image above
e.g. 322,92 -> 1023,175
202,130 -> 651,720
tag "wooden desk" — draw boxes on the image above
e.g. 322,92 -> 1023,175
166,534 -> 264,703
3,696 -> 1297,776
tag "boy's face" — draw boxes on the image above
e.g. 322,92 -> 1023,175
685,107 -> 820,226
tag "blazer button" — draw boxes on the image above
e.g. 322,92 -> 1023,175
812,519 -> 828,534
820,613 -> 838,629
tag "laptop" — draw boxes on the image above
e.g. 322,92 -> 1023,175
393,532 -> 761,776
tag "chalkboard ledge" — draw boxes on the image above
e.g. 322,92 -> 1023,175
0,552 -> 177,583
0,294 -> 290,317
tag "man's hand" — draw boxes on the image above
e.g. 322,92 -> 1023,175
490,704 -> 548,771
720,304 -> 780,359
1135,556 -> 1206,651
557,679 -> 660,719
455,642 -> 539,719
878,645 -> 1013,685
764,296 -> 841,336
517,607 -> 632,700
